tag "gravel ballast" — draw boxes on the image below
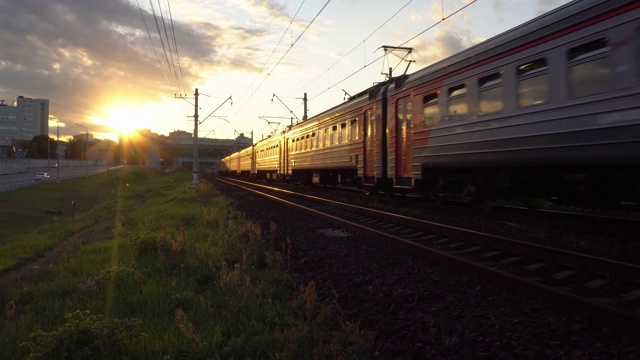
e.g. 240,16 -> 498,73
219,182 -> 639,359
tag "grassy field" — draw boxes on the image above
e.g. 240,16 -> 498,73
0,167 -> 373,359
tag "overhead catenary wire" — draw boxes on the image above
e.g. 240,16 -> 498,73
229,0 -> 330,124
276,0 -> 415,120
308,0 -> 478,104
246,0 -> 330,123
230,0 -> 307,123
290,0 -> 414,97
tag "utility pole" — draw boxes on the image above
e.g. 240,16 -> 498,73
56,120 -> 60,182
179,88 -> 231,187
75,123 -> 89,177
192,88 -> 199,185
302,93 -> 308,121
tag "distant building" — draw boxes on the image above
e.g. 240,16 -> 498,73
162,130 -> 253,169
167,130 -> 192,144
0,96 -> 49,146
72,132 -> 95,141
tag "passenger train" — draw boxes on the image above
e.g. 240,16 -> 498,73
220,0 -> 640,205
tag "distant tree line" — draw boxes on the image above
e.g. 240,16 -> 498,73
27,134 -> 87,160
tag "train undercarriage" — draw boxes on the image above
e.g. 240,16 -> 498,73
418,166 -> 640,208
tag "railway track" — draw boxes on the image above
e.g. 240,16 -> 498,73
214,176 -> 640,335
490,199 -> 640,230
307,183 -> 640,231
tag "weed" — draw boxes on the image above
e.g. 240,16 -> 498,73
5,301 -> 15,319
343,321 -> 377,353
302,280 -> 317,319
174,308 -> 199,345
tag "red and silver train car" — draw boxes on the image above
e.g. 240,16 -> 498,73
385,0 -> 640,202
222,0 -> 640,204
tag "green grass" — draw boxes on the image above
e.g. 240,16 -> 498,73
0,167 -> 375,359
0,170 -> 125,272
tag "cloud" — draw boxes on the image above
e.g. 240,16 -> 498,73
411,28 -> 474,68
0,0 -> 275,137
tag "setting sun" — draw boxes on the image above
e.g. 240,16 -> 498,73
105,107 -> 144,135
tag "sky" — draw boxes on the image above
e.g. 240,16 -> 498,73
0,0 -> 571,143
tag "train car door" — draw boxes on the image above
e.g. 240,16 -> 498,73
395,97 -> 413,187
283,135 -> 290,179
362,108 -> 376,186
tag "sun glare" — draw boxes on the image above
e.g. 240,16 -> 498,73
103,107 -> 147,137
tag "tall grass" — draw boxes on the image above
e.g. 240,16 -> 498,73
0,168 -> 375,359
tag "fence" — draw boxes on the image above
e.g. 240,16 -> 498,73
0,159 -> 88,175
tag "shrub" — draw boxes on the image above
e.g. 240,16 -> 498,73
21,310 -> 144,360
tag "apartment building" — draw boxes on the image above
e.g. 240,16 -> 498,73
0,96 -> 49,146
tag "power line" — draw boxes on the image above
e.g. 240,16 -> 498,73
149,0 -> 180,94
166,0 -> 186,95
136,0 -> 171,84
156,0 -> 181,93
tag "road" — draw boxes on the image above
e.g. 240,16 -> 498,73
0,165 -> 119,192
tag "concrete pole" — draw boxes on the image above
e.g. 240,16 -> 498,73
192,88 -> 199,185
56,121 -> 60,182
303,92 -> 308,121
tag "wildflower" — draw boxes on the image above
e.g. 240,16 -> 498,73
5,301 -> 16,319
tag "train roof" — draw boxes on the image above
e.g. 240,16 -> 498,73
398,0 -> 632,90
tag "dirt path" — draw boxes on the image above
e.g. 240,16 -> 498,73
1,218 -> 116,289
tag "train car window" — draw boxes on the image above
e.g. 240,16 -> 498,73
331,125 -> 337,145
447,84 -> 468,121
311,132 -> 316,149
350,119 -> 358,141
305,134 -> 310,151
517,58 -> 548,107
339,123 -> 347,144
406,100 -> 413,129
423,92 -> 440,126
478,72 -> 504,115
568,38 -> 610,98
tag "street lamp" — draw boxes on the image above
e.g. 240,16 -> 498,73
51,117 -> 61,182
75,123 -> 88,177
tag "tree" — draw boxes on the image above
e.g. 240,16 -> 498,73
28,135 -> 51,159
68,138 -> 84,160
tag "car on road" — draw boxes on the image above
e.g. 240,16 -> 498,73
34,172 -> 50,181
